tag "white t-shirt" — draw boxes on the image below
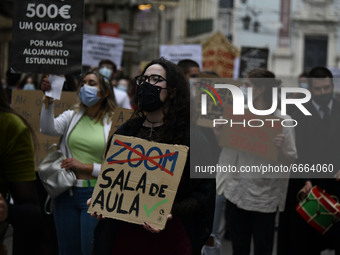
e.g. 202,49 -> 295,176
216,109 -> 297,213
113,87 -> 131,109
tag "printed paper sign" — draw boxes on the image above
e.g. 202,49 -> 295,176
10,0 -> 84,74
160,44 -> 202,68
82,34 -> 124,69
46,75 -> 65,100
239,47 -> 269,78
88,135 -> 189,230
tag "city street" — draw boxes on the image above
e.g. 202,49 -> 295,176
2,0 -> 340,254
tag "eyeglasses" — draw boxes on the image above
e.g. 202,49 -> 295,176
135,74 -> 167,86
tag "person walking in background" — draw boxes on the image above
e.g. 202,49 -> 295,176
277,71 -> 309,255
298,71 -> 309,89
98,59 -> 132,109
115,75 -> 137,109
4,69 -> 21,102
18,73 -> 38,90
91,57 -> 215,255
35,73 -> 78,255
215,68 -> 297,255
177,59 -> 201,81
177,60 -> 223,255
114,75 -> 130,93
286,71 -> 309,116
40,70 -> 116,255
0,81 -> 41,255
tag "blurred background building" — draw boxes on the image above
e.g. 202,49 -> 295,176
1,0 -> 340,79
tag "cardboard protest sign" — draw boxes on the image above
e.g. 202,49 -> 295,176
160,44 -> 202,68
191,77 -> 243,128
11,90 -> 77,169
202,32 -> 239,78
238,47 -> 269,78
88,135 -> 189,230
219,105 -> 282,162
82,34 -> 124,69
104,107 -> 133,154
108,107 -> 133,139
10,0 -> 84,74
190,77 -> 282,162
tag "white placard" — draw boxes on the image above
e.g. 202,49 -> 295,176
159,44 -> 202,68
82,34 -> 124,69
46,75 -> 65,100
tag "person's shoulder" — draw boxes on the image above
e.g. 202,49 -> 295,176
190,126 -> 210,146
61,109 -> 78,118
114,119 -> 132,134
115,116 -> 144,135
290,100 -> 314,120
274,109 -> 291,119
1,112 -> 27,131
332,98 -> 340,109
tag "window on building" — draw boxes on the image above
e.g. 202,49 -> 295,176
219,0 -> 234,8
303,36 -> 328,72
186,18 -> 213,37
165,19 -> 173,43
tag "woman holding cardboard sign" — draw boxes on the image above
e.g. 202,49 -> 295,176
40,70 -> 116,255
215,68 -> 297,255
91,58 -> 215,255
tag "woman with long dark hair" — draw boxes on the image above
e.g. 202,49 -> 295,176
92,58 -> 215,255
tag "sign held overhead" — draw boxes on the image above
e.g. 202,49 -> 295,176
10,0 -> 84,75
82,34 -> 124,69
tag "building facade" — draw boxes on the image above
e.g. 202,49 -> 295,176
234,0 -> 340,78
1,0 -> 340,79
0,0 -> 226,77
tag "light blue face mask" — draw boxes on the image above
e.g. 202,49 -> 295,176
23,83 -> 35,90
117,84 -> 127,92
299,82 -> 308,89
78,84 -> 100,107
99,67 -> 112,79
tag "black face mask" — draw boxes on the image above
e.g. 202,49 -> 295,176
138,82 -> 164,112
313,93 -> 333,106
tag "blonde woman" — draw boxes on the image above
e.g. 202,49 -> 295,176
40,70 -> 116,255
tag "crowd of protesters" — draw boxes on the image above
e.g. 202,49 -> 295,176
1,56 -> 340,255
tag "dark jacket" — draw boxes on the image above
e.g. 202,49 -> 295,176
92,117 -> 216,255
292,98 -> 340,198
